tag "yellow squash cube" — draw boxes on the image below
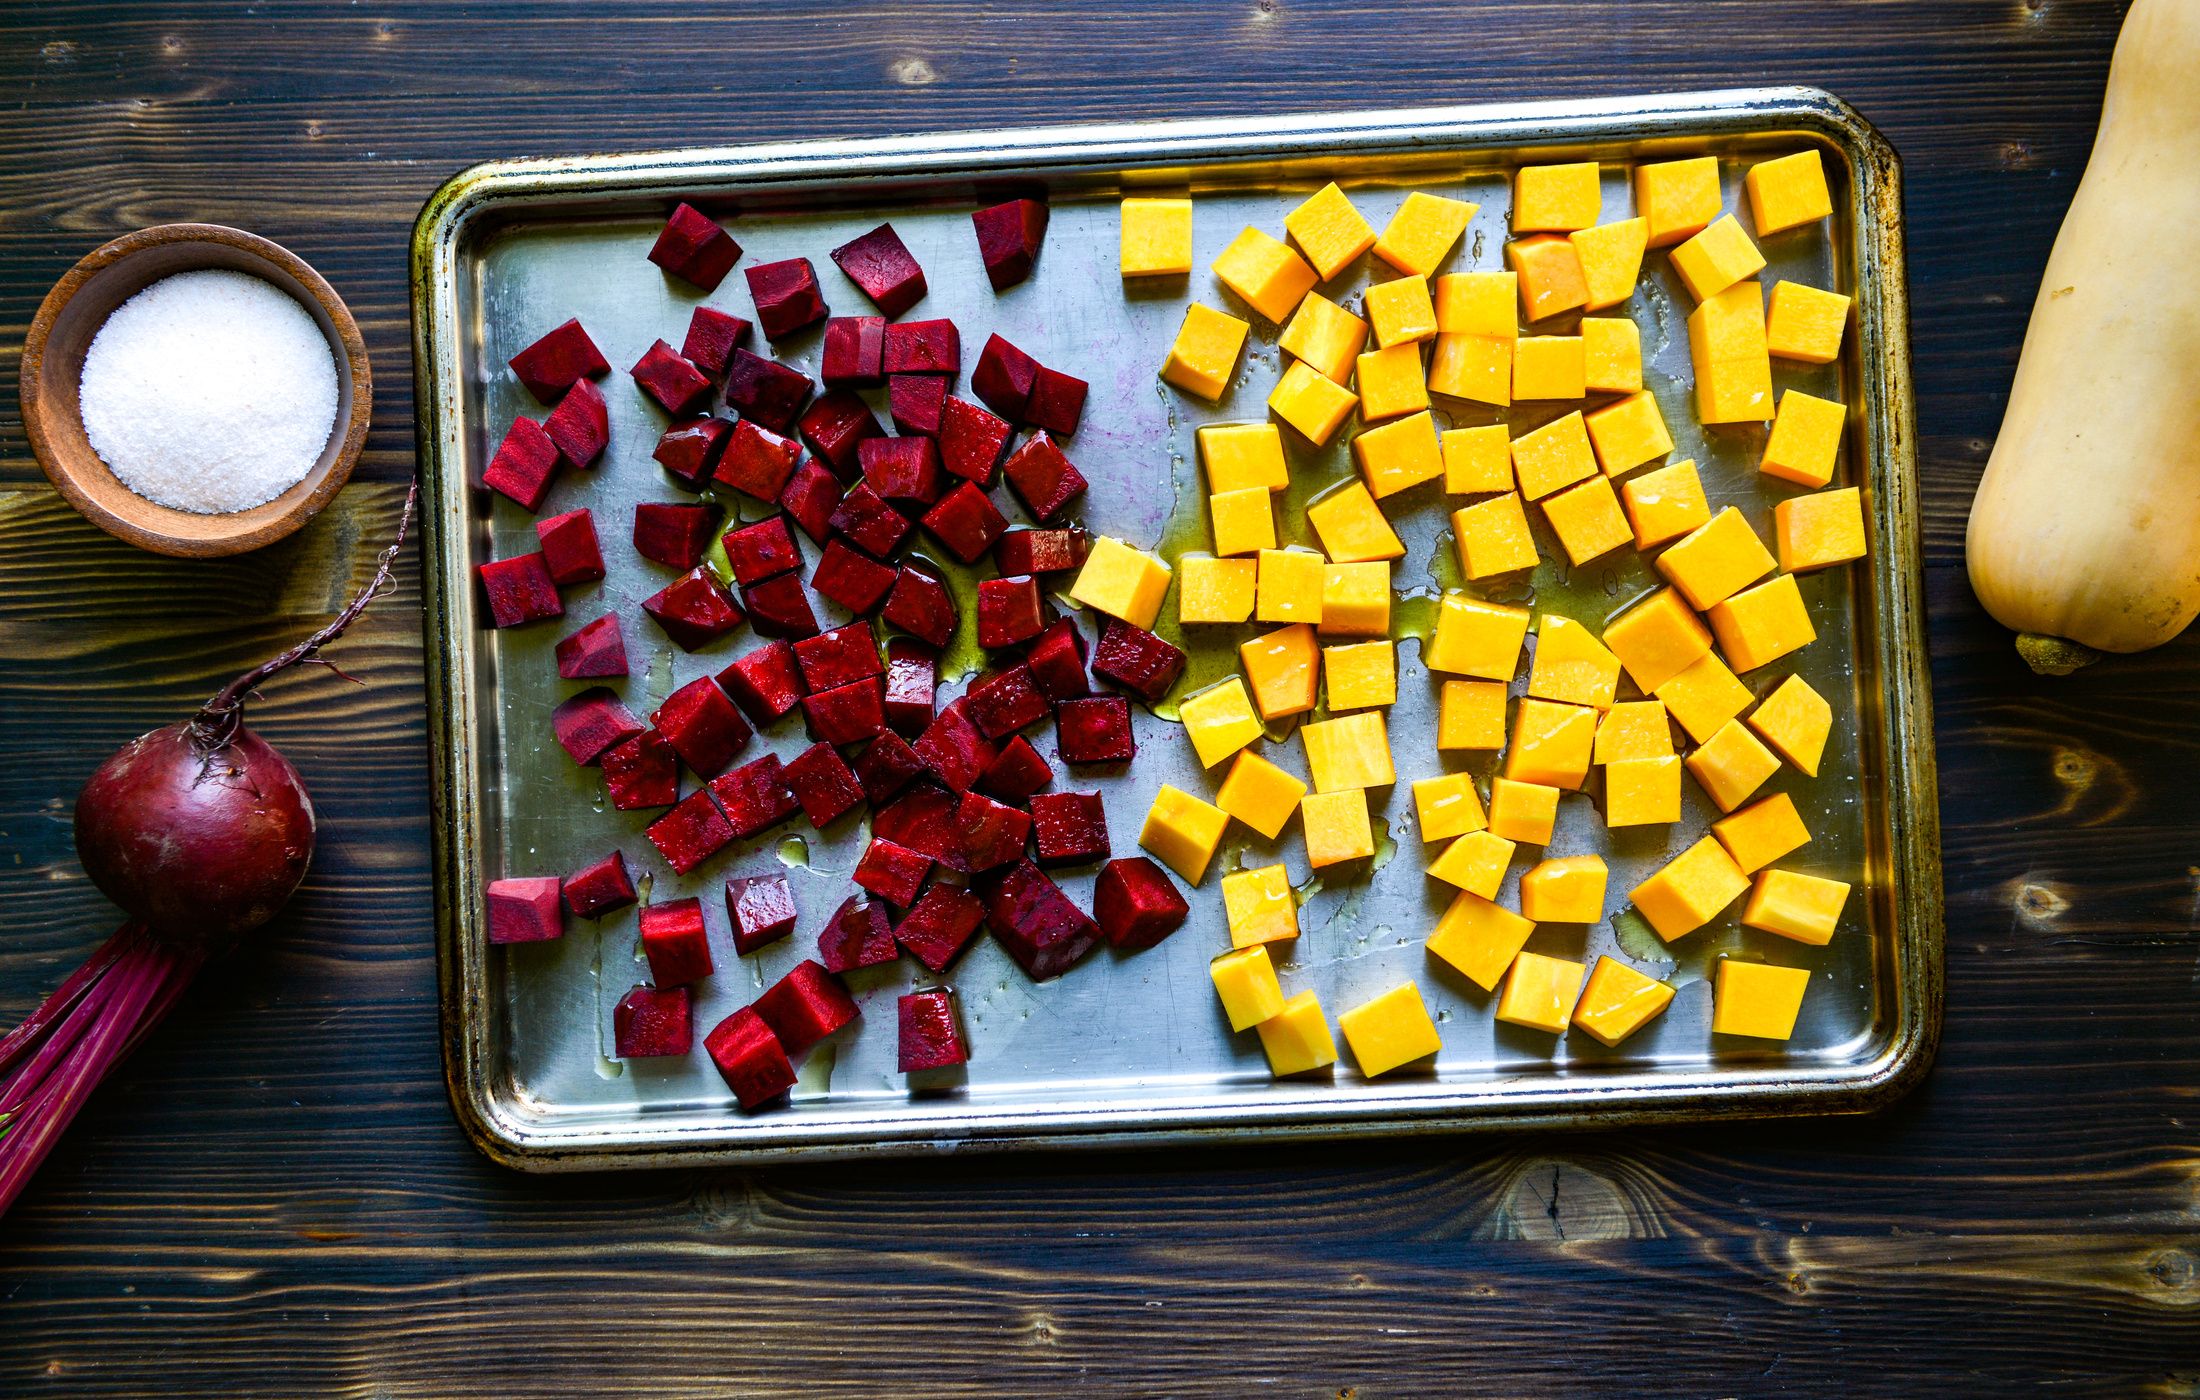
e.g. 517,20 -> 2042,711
1070,535 -> 1173,629
1352,410 -> 1444,498
1301,788 -> 1375,868
1775,487 -> 1867,573
1256,990 -> 1338,1075
1712,792 -> 1810,875
1323,640 -> 1396,711
1541,476 -> 1634,566
1365,275 -> 1438,348
1278,290 -> 1368,384
1320,561 -> 1392,636
1301,710 -> 1394,793
1268,360 -> 1358,445
1520,854 -> 1609,923
1427,892 -> 1536,990
1427,333 -> 1512,407
1633,155 -> 1723,248
1216,750 -> 1308,840
1571,956 -> 1677,1046
1765,281 -> 1851,364
1426,594 -> 1531,680
1428,829 -> 1514,899
1746,150 -> 1833,235
1213,225 -> 1319,323
1571,217 -> 1648,311
1240,624 -> 1321,719
1760,390 -> 1846,488
1355,342 -> 1429,422
1711,958 -> 1811,1039
1581,316 -> 1643,395
1528,614 -> 1622,709
1441,423 -> 1513,495
1487,776 -> 1561,845
1508,410 -> 1598,501
1286,182 -> 1378,281
1748,674 -> 1832,777
1687,280 -> 1774,423
1209,486 -> 1277,557
1140,784 -> 1232,883
1593,700 -> 1674,762
1619,458 -> 1710,548
1583,390 -> 1672,478
1505,698 -> 1597,790
1513,161 -> 1602,232
1438,679 -> 1509,750
1413,771 -> 1487,842
1669,213 -> 1766,302
1603,586 -> 1714,692
1705,573 -> 1817,672
1652,650 -> 1753,744
1338,981 -> 1441,1077
1631,836 -> 1749,941
1497,952 -> 1590,1033
1161,303 -> 1251,402
1198,422 -> 1290,494
1177,677 -> 1265,769
1657,506 -> 1775,610
1375,191 -> 1477,276
1121,197 -> 1194,277
1306,481 -> 1404,563
1684,717 -> 1782,812
1602,754 -> 1682,826
1506,235 -> 1590,321
1177,555 -> 1257,624
1210,944 -> 1287,1031
1513,335 -> 1586,400
1434,271 -> 1520,338
1451,493 -> 1540,579
1742,869 -> 1851,946
1255,548 -> 1327,625
1223,863 -> 1300,947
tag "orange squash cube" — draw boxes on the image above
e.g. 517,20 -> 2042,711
1320,561 -> 1392,636
1745,150 -> 1833,236
1687,280 -> 1774,424
1669,213 -> 1766,302
1355,342 -> 1429,422
1760,390 -> 1846,487
1632,155 -> 1723,248
1279,290 -> 1368,384
1509,410 -> 1598,501
1519,854 -> 1609,923
1437,679 -> 1508,749
1177,555 -> 1257,624
1581,316 -> 1642,395
1209,486 -> 1277,558
1434,271 -> 1520,338
1300,710 -> 1394,793
1322,639 -> 1396,712
1712,792 -> 1811,874
1651,650 -> 1753,744
1602,587 -> 1714,693
1255,548 -> 1327,625
1541,475 -> 1634,565
1747,674 -> 1832,777
1352,410 -> 1444,499
1336,981 -> 1440,1076
1161,303 -> 1250,402
1496,952 -> 1590,1034
1451,493 -> 1540,579
1571,956 -> 1677,1046
1428,333 -> 1512,407
1300,788 -> 1375,868
1594,700 -> 1675,762
1427,829 -> 1515,899
1619,458 -> 1710,548
1504,698 -> 1597,791
1506,235 -> 1590,321
1583,389 -> 1672,477
1375,191 -> 1477,277
1487,776 -> 1561,845
1441,423 -> 1513,495
1268,360 -> 1358,446
1765,281 -> 1851,364
1656,506 -> 1775,610
1528,614 -> 1622,710
1741,869 -> 1851,946
1413,771 -> 1487,842
1630,836 -> 1749,941
1711,958 -> 1811,1038
1198,421 -> 1289,494
1426,593 -> 1531,681
1240,624 -> 1321,719
1365,275 -> 1438,348
1513,335 -> 1586,400
1571,217 -> 1648,311
1684,717 -> 1782,812
1603,754 -> 1682,826
1513,161 -> 1602,232
1285,182 -> 1378,281
1774,487 -> 1867,572
1213,226 -> 1319,323
1705,573 -> 1817,672
1427,891 -> 1536,990
1120,196 -> 1195,277
1306,480 -> 1405,563
1216,750 -> 1309,840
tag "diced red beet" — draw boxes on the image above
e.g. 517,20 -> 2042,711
977,575 -> 1046,650
872,783 -> 969,872
1030,790 -> 1110,865
883,638 -> 937,736
965,664 -> 1050,740
648,202 -> 742,291
1091,856 -> 1189,951
1025,366 -> 1088,437
802,677 -> 887,745
818,895 -> 898,972
894,885 -> 986,972
708,753 -> 800,839
882,319 -> 960,376
483,417 -> 561,512
882,566 -> 957,650
740,573 -> 821,640
604,729 -> 680,810
653,675 -> 753,778
959,790 -> 1033,871
798,388 -> 884,476
509,318 -> 609,403
898,988 -> 969,1072
977,734 -> 1054,802
634,501 -> 724,570
996,528 -> 1092,576
722,516 -> 802,586
920,481 -> 1008,564
630,340 -> 713,417
716,640 -> 808,726
552,687 -> 644,766
888,374 -> 948,438
724,349 -> 813,432
1091,617 -> 1188,702
783,741 -> 865,827
972,334 -> 1041,420
855,731 -> 927,805
829,482 -> 914,559
640,898 -> 715,986
913,699 -> 999,793
716,420 -> 804,503
479,553 -> 563,628
725,873 -> 800,954
853,836 -> 933,907
556,614 -> 629,680
1002,432 -> 1088,522
614,984 -> 693,1058
563,851 -> 637,919
860,436 -> 945,508
971,198 -> 1049,291
753,959 -> 861,1055
937,396 -> 1014,485
1024,617 -> 1089,700
681,306 -> 751,376
780,459 -> 843,547
705,1008 -> 795,1110
654,417 -> 733,490
746,257 -> 828,340
794,621 -> 884,692
829,224 -> 927,319
535,508 -> 605,586
982,859 -> 1100,981
544,378 -> 611,468
486,876 -> 564,945
642,567 -> 746,650
811,539 -> 898,614
1056,694 -> 1136,765
821,315 -> 886,387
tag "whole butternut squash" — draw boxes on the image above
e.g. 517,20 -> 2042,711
1966,0 -> 2200,673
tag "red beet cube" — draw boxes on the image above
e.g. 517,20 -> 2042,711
556,614 -> 628,679
654,417 -> 733,490
1092,617 -> 1188,702
966,664 -> 1050,740
564,851 -> 637,919
753,959 -> 861,1055
811,538 -> 898,614
794,621 -> 883,692
742,574 -> 820,641
818,895 -> 898,972
977,575 -> 1046,649
803,677 -> 887,745
614,984 -> 692,1058
894,886 -> 985,972
640,898 -> 715,986
784,741 -> 865,827
883,638 -> 937,736
822,315 -> 886,387
647,788 -> 737,873
642,568 -> 746,650
745,257 -> 828,340
920,481 -> 1008,564
982,859 -> 1100,981
889,373 -> 948,438
1031,790 -> 1109,865
681,306 -> 750,376
977,734 -> 1054,802
483,417 -> 561,512
536,508 -> 605,586
1091,856 -> 1189,951
552,687 -> 643,765
971,198 -> 1049,291
648,202 -> 742,291
860,436 -> 944,508
705,1008 -> 795,1110
972,334 -> 1040,420
1056,694 -> 1136,764
882,566 -> 957,650
913,699 -> 999,793
937,396 -> 1014,486
544,377 -> 610,468
630,340 -> 712,417
1024,617 -> 1089,700
603,729 -> 680,810
716,420 -> 803,503
798,388 -> 884,476
653,675 -> 753,778
716,640 -> 808,726
486,876 -> 563,945
882,319 -> 960,376
780,459 -> 843,546
1002,433 -> 1088,522
829,224 -> 927,319
873,784 -> 968,871
479,552 -> 563,628
855,731 -> 927,805
708,754 -> 800,839
509,318 -> 609,403
959,790 -> 1033,871
853,837 -> 933,907
725,873 -> 799,954
722,516 -> 802,586
996,528 -> 1091,576
634,500 -> 724,570
898,988 -> 969,1071
828,482 -> 914,559
1025,365 -> 1088,438
724,349 -> 813,432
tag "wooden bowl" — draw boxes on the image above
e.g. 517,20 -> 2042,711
19,223 -> 372,558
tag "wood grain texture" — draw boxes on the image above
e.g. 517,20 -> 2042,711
6,1 -> 2200,1395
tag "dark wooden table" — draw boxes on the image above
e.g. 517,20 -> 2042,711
5,1 -> 2195,1393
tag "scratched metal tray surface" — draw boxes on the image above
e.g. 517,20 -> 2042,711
412,88 -> 1940,1171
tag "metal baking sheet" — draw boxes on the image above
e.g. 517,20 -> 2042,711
412,88 -> 1940,1171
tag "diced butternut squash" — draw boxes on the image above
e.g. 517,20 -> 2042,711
1353,410 -> 1444,498
1161,303 -> 1251,402
1071,535 -> 1173,629
1760,390 -> 1846,487
1451,493 -> 1541,579
1705,573 -> 1817,672
1121,197 -> 1194,277
1504,698 -> 1597,790
1306,481 -> 1406,563
1426,593 -> 1532,679
1583,389 -> 1672,478
1437,679 -> 1509,750
1141,784 -> 1232,883
1355,342 -> 1429,421
1255,548 -> 1327,624
1300,788 -> 1375,868
1581,316 -> 1642,394
1528,614 -> 1623,710
1320,561 -> 1392,636
1572,217 -> 1649,311
1241,624 -> 1321,719
1198,422 -> 1290,494
1413,771 -> 1487,842
1711,958 -> 1810,1038
1630,836 -> 1749,941
1747,675 -> 1832,776
1571,956 -> 1677,1046
1684,717 -> 1782,812
1286,182 -> 1378,281
1764,281 -> 1851,364
1507,235 -> 1590,321
1774,487 -> 1867,572
1541,476 -> 1634,565
1301,710 -> 1394,793
1177,555 -> 1257,624
1741,869 -> 1851,946
1669,214 -> 1766,302
1652,650 -> 1753,744
1632,155 -> 1723,248
1269,360 -> 1358,446
1513,335 -> 1586,400
1603,754 -> 1682,826
1214,226 -> 1319,323
1427,333 -> 1513,407
1497,952 -> 1590,1033
1441,423 -> 1513,495
1603,587 -> 1714,692
1223,863 -> 1300,947
1428,829 -> 1515,898
1487,776 -> 1561,845
1427,892 -> 1535,990
1365,275 -> 1438,348
1687,280 -> 1774,423
1256,990 -> 1337,1075
1595,700 -> 1674,762
1211,944 -> 1286,1030
1323,640 -> 1396,711
1434,271 -> 1521,338
1209,486 -> 1277,557
1745,150 -> 1833,236
1509,410 -> 1598,501
1216,750 -> 1308,840
1513,161 -> 1602,232
1375,191 -> 1477,277
1178,677 -> 1265,768
1619,458 -> 1710,548
1279,291 -> 1368,384
1712,792 -> 1810,874
1657,506 -> 1776,610
1337,981 -> 1440,1077
1520,854 -> 1608,923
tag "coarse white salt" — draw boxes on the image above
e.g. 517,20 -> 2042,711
78,268 -> 340,515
